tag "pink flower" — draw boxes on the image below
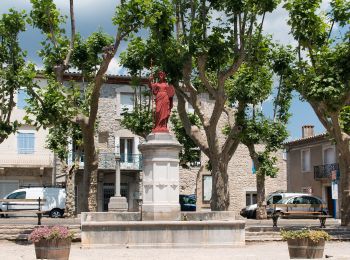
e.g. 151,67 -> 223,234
29,226 -> 74,242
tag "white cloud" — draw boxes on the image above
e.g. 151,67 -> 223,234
107,58 -> 125,75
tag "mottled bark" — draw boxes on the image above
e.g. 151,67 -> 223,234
336,142 -> 350,226
65,162 -> 78,218
248,144 -> 267,220
210,159 -> 230,211
255,172 -> 267,219
81,125 -> 99,212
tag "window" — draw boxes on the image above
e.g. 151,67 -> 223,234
246,192 -> 257,206
17,132 -> 35,154
120,93 -> 134,113
189,148 -> 201,167
323,146 -> 336,165
202,175 -> 212,203
267,195 -> 282,205
7,191 -> 26,199
303,196 -> 321,205
301,149 -> 311,172
17,89 -> 29,109
120,138 -> 133,163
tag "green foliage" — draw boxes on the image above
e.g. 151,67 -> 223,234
120,86 -> 153,138
284,0 -> 328,49
170,112 -> 201,167
227,64 -> 272,105
29,0 -> 70,74
330,0 -> 350,26
46,122 -> 82,161
281,229 -> 331,242
72,32 -> 114,76
0,9 -> 36,142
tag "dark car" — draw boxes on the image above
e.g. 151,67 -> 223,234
179,194 -> 196,211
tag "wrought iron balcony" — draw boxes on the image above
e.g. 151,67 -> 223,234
314,163 -> 340,180
72,152 -> 142,171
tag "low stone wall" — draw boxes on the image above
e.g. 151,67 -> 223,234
181,211 -> 235,221
81,220 -> 245,248
81,212 -> 141,222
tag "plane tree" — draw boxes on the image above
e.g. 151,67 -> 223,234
284,0 -> 350,225
120,0 -> 281,210
25,0 -> 169,211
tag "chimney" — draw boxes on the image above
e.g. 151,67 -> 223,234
302,125 -> 314,138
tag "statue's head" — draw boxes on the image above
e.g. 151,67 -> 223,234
158,71 -> 166,81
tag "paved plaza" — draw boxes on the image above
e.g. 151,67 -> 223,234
1,241 -> 350,260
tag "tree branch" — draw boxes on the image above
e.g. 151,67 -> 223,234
221,101 -> 245,157
197,54 -> 217,98
176,89 -> 210,156
63,0 -> 76,67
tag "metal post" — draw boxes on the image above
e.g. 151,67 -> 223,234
38,197 -> 42,225
115,154 -> 121,197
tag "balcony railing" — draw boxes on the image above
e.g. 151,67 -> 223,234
314,163 -> 340,180
74,152 -> 142,171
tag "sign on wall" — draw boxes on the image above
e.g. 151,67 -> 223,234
332,181 -> 338,200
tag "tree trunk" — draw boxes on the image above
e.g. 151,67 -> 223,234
337,143 -> 350,226
81,126 -> 99,212
256,172 -> 267,219
210,159 -> 230,211
65,162 -> 77,218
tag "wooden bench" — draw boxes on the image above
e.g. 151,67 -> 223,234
270,203 -> 333,228
0,198 -> 46,225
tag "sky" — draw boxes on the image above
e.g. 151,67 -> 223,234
0,0 -> 335,140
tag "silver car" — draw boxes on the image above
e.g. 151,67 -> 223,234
267,195 -> 328,216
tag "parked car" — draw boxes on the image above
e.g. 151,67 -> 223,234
266,194 -> 328,216
0,187 -> 66,218
179,194 -> 196,211
240,192 -> 308,219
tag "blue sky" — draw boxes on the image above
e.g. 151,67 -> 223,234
1,0 -> 332,140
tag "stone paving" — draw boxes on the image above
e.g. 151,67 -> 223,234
1,241 -> 350,260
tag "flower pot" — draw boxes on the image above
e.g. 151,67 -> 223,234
287,238 -> 325,259
34,238 -> 71,260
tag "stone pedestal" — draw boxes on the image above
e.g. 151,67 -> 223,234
108,196 -> 128,212
139,133 -> 182,220
108,154 -> 128,212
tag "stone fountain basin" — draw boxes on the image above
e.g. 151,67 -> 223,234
81,212 -> 245,248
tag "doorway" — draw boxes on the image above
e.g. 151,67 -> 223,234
325,186 -> 333,216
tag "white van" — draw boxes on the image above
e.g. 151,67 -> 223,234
0,187 -> 66,218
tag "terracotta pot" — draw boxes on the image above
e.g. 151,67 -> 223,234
287,238 -> 325,259
34,239 -> 71,260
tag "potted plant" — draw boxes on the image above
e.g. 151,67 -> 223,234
281,229 -> 331,259
29,226 -> 74,260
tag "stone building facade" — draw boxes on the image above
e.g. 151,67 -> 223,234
0,84 -> 54,198
285,125 -> 339,218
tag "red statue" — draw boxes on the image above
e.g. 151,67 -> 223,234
149,71 -> 175,133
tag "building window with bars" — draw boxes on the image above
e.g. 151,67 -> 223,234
17,132 -> 35,154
